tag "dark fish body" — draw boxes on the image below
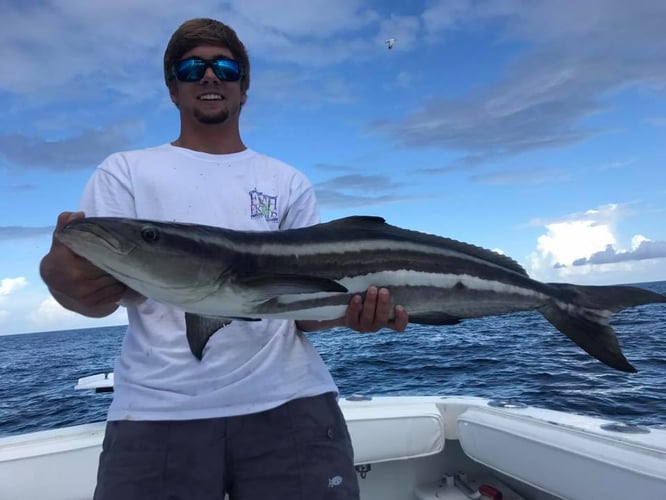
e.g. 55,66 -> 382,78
56,216 -> 666,370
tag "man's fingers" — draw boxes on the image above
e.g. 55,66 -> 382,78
358,286 -> 378,331
54,211 -> 84,233
391,305 -> 409,332
344,286 -> 410,333
345,294 -> 363,327
52,211 -> 85,250
86,279 -> 128,306
50,274 -> 127,309
374,288 -> 392,322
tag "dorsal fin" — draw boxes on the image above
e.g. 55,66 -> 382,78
438,237 -> 527,276
327,215 -> 386,226
321,216 -> 528,276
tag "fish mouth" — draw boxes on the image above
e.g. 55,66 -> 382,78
56,218 -> 138,256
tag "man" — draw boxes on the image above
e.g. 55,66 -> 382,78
40,18 -> 408,500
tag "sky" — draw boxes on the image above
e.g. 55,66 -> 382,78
1,0 -> 665,335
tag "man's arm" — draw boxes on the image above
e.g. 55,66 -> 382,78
39,211 -> 127,318
296,286 -> 409,333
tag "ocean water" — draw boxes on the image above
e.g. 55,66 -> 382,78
1,281 -> 665,437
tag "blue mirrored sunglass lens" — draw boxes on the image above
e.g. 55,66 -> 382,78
175,59 -> 206,81
174,58 -> 240,82
210,59 -> 240,81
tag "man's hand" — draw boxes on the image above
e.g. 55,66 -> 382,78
296,286 -> 408,333
344,286 -> 408,333
39,211 -> 126,317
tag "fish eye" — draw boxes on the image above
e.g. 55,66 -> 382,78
141,226 -> 160,243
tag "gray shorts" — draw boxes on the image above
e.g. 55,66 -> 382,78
93,392 -> 360,500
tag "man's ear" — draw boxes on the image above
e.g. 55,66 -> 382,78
240,92 -> 247,107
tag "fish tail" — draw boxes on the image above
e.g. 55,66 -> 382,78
539,284 -> 666,373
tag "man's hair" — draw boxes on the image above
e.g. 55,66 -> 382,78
163,18 -> 250,93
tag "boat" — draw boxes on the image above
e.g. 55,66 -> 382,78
1,373 -> 665,500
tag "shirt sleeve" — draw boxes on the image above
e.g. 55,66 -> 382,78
280,172 -> 320,230
79,153 -> 137,218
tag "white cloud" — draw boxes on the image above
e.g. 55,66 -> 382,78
29,296 -> 80,326
469,167 -> 570,185
27,296 -> 127,333
541,220 -> 617,268
234,0 -> 378,38
0,277 -> 29,323
0,121 -> 143,170
572,239 -> 666,266
373,0 -> 666,161
4,0 -> 663,166
422,0 -> 471,39
0,277 -> 28,296
632,234 -> 649,249
0,0 -> 387,102
526,204 -> 666,284
0,282 -> 129,335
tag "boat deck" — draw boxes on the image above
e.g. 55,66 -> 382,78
2,394 -> 665,499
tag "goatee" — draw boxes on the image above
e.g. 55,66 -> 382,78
194,109 -> 229,125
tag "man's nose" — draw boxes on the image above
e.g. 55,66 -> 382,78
200,65 -> 219,82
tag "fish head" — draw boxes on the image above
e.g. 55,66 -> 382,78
56,217 -> 233,306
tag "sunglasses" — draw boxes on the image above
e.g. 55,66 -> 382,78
172,57 -> 242,82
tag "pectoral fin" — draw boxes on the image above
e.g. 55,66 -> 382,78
185,313 -> 259,360
237,274 -> 348,300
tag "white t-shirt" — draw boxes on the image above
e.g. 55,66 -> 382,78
79,144 -> 338,420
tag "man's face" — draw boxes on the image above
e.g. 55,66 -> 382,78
169,45 -> 247,126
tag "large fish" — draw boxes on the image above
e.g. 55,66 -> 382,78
56,216 -> 666,371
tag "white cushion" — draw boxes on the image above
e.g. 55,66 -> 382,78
458,407 -> 666,500
342,403 -> 445,464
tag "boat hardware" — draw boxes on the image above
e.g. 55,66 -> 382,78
346,394 -> 373,401
355,464 -> 372,479
487,400 -> 527,409
600,422 -> 651,434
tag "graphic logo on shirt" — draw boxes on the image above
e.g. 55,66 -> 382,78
249,188 -> 279,222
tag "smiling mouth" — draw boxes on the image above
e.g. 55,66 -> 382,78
198,93 -> 224,101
